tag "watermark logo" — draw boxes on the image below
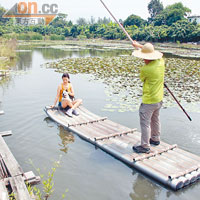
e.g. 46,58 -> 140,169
3,2 -> 58,25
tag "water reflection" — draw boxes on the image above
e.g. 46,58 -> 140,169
43,117 -> 55,128
0,76 -> 12,95
16,51 -> 33,70
130,174 -> 160,200
57,126 -> 74,153
43,117 -> 75,153
36,47 -> 131,60
35,48 -> 74,60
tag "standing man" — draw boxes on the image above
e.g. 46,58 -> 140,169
132,41 -> 165,153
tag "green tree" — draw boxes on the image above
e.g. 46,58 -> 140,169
89,23 -> 98,33
0,6 -> 9,25
191,24 -> 200,42
70,25 -> 81,38
64,27 -> 70,37
0,26 -> 4,36
97,17 -> 111,24
76,18 -> 87,26
124,14 -> 146,27
68,20 -> 73,27
89,16 -> 95,24
154,2 -> 191,26
50,13 -> 68,28
148,0 -> 163,22
167,20 -> 196,42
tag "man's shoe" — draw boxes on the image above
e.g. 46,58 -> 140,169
132,145 -> 150,154
65,108 -> 73,117
150,139 -> 160,146
72,109 -> 79,116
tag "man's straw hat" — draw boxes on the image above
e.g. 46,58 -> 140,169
132,43 -> 163,60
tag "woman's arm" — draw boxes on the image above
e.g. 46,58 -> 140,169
68,84 -> 75,97
51,86 -> 61,108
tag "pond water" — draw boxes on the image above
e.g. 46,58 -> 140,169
0,45 -> 200,200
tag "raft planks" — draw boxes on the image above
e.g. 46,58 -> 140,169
44,106 -> 200,190
9,176 -> 32,200
0,180 -> 9,200
0,130 -> 12,137
0,135 -> 39,199
0,136 -> 24,177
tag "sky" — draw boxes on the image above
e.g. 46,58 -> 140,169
0,0 -> 199,23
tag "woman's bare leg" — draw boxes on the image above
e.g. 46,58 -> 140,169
61,100 -> 73,109
71,99 -> 82,110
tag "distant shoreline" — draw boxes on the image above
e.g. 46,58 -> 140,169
14,38 -> 200,59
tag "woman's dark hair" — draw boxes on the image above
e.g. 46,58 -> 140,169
62,73 -> 70,79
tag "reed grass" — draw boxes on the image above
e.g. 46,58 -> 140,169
0,38 -> 17,70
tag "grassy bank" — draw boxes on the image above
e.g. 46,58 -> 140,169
0,38 -> 17,70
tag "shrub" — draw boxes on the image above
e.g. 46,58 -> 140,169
50,34 -> 65,40
16,32 -> 43,40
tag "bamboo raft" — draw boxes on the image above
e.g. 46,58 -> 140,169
0,131 -> 40,200
44,106 -> 200,190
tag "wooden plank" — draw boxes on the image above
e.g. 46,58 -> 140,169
134,144 -> 177,162
96,120 -> 131,133
9,176 -> 32,200
0,131 -> 12,137
100,142 -> 134,155
0,136 -> 24,177
103,132 -> 141,147
123,144 -> 177,163
0,111 -> 4,115
94,129 -> 137,141
0,154 -> 9,179
79,106 -> 103,120
74,121 -> 124,139
58,108 -> 83,123
145,151 -> 196,178
46,109 -> 73,127
73,124 -> 107,139
75,108 -> 107,124
174,148 -> 200,163
163,149 -> 200,169
46,106 -> 106,129
69,117 -> 107,127
137,155 -> 181,178
0,180 -> 9,200
77,107 -> 104,123
159,153 -> 200,179
24,171 -> 41,186
99,141 -> 174,181
57,108 -> 93,127
57,107 -> 107,128
100,119 -> 131,132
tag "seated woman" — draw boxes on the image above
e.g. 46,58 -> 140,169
51,73 -> 82,117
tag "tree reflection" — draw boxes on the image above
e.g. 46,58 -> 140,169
16,51 -> 33,70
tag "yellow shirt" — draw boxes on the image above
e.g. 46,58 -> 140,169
140,58 -> 165,104
59,83 -> 72,103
